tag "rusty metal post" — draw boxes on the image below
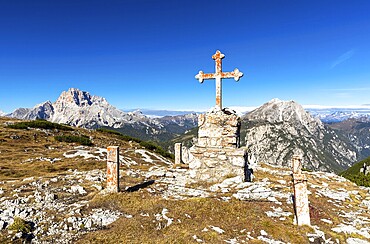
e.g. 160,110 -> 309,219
292,155 -> 310,226
107,146 -> 119,192
175,143 -> 182,165
215,77 -> 222,110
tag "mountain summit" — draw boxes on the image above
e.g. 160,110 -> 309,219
243,99 -> 357,172
8,88 -> 198,142
9,88 -> 146,128
51,88 -> 133,127
54,88 -> 94,107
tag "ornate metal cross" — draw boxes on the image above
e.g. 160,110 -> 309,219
195,50 -> 243,110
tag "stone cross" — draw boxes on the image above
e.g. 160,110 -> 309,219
107,146 -> 120,192
195,50 -> 243,110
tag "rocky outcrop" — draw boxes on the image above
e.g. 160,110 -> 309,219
24,101 -> 54,120
50,88 -> 147,128
243,99 -> 357,172
327,118 -> 370,160
0,169 -> 122,243
154,113 -> 198,134
8,107 -> 31,119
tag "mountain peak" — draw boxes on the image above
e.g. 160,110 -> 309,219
55,88 -> 93,107
243,98 -> 357,172
269,98 -> 283,103
246,98 -> 316,125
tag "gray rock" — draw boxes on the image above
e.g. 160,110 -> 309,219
67,216 -> 77,223
346,238 -> 370,244
45,192 -> 56,202
0,220 -> 5,230
71,185 -> 87,194
85,218 -> 93,229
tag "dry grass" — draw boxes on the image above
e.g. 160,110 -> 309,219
1,117 -> 370,243
80,191 -> 310,243
0,117 -> 169,181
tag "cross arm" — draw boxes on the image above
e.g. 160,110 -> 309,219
220,68 -> 244,81
195,71 -> 216,83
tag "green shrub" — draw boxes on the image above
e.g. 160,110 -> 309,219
54,135 -> 93,146
96,128 -> 174,160
139,141 -> 174,159
341,156 -> 370,187
8,217 -> 32,234
343,173 -> 370,187
7,120 -> 73,131
96,128 -> 141,143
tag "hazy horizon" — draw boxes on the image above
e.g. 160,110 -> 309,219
3,86 -> 370,115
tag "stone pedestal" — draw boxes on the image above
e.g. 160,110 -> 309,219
197,107 -> 240,148
107,146 -> 120,192
186,107 -> 247,182
189,147 -> 247,181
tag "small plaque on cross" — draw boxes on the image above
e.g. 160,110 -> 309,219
195,50 -> 243,110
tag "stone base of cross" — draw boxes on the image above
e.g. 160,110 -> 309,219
195,50 -> 243,110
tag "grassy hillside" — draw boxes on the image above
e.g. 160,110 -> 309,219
0,117 -> 173,181
341,156 -> 370,187
1,116 -> 370,243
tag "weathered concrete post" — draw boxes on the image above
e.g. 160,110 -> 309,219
292,155 -> 310,226
107,146 -> 119,192
174,143 -> 182,165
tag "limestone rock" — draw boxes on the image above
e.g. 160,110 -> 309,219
243,99 -> 357,172
71,185 -> 87,194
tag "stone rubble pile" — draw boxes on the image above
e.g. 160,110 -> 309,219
0,169 -> 121,243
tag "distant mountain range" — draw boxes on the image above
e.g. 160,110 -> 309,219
307,107 -> 370,123
3,88 -> 370,172
121,105 -> 370,123
6,88 -> 198,144
122,109 -> 200,118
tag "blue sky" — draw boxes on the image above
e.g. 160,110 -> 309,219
0,0 -> 370,113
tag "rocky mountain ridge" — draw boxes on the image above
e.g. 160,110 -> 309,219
242,99 -> 358,172
5,89 -> 367,172
8,88 -> 198,142
328,118 -> 370,160
309,108 -> 370,123
9,88 -> 150,128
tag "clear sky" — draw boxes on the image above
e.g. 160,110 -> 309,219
0,0 -> 370,113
